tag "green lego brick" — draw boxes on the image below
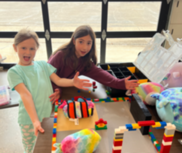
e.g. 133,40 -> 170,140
55,105 -> 58,112
95,125 -> 107,130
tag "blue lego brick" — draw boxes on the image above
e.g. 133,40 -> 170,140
160,121 -> 167,127
156,146 -> 161,151
53,128 -> 56,134
86,98 -> 91,101
54,118 -> 57,123
125,124 -> 133,129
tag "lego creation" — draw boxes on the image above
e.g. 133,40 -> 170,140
51,98 -> 156,153
95,118 -> 107,130
113,121 -> 176,153
130,94 -> 152,135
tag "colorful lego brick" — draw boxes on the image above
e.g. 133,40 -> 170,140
54,118 -> 57,123
88,91 -> 91,93
95,124 -> 107,130
54,105 -> 58,112
93,81 -> 96,86
52,134 -> 56,138
125,124 -> 136,131
52,137 -> 56,142
112,146 -> 122,150
112,149 -> 121,153
94,99 -> 100,102
162,135 -> 174,142
160,144 -> 171,153
138,120 -> 155,126
93,86 -> 97,89
77,90 -> 81,93
152,122 -> 161,128
95,118 -> 107,130
53,128 -> 56,134
132,123 -> 141,129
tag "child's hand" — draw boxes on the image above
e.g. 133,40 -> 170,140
73,72 -> 92,90
125,76 -> 139,90
49,88 -> 60,104
33,121 -> 45,136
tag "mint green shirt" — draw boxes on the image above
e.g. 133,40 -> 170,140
7,61 -> 56,124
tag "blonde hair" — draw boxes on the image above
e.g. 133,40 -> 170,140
14,28 -> 39,48
52,25 -> 97,71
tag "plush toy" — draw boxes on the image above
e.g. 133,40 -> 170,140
126,82 -> 164,106
161,62 -> 182,88
53,129 -> 101,153
59,97 -> 94,125
151,88 -> 182,132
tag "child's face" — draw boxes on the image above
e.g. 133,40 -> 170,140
13,38 -> 38,66
73,35 -> 93,58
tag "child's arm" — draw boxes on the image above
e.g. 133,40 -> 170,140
50,71 -> 92,90
14,83 -> 44,136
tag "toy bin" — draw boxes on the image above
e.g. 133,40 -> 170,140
98,63 -> 148,97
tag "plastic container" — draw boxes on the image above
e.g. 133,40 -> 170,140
98,63 -> 147,97
134,30 -> 182,83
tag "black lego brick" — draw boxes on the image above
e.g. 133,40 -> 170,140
130,94 -> 152,135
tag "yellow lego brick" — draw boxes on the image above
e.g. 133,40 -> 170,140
52,137 -> 56,142
152,122 -> 161,128
114,138 -> 123,141
132,123 -> 141,129
101,101 -> 105,103
53,125 -> 57,128
97,123 -> 105,128
164,133 -> 174,137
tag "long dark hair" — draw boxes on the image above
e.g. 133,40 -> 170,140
53,25 -> 97,71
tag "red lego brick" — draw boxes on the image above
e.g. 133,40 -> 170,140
138,120 -> 155,126
112,149 -> 121,153
160,144 -> 171,153
113,140 -> 123,146
163,135 -> 174,142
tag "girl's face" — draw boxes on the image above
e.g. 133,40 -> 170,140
13,38 -> 38,66
73,34 -> 93,58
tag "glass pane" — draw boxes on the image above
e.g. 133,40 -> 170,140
106,38 -> 152,63
51,38 -> 100,63
48,2 -> 101,32
108,2 -> 161,31
0,39 -> 47,63
0,2 -> 44,31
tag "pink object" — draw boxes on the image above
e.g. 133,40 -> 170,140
0,86 -> 10,106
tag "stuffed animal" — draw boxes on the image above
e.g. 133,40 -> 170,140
161,62 -> 182,88
59,97 -> 94,125
126,82 -> 164,106
151,88 -> 182,132
53,129 -> 101,153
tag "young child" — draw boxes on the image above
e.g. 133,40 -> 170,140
48,25 -> 139,102
7,29 -> 92,153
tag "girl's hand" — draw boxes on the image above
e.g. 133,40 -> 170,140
73,72 -> 92,90
33,121 -> 45,136
125,76 -> 139,90
49,88 -> 60,104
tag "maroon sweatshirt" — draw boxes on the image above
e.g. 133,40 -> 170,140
48,51 -> 126,95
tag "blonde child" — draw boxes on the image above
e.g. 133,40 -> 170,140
7,29 -> 91,153
48,25 -> 139,102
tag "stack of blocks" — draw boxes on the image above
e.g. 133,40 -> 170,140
112,120 -> 176,153
51,100 -> 58,153
92,81 -> 97,92
95,118 -> 107,130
